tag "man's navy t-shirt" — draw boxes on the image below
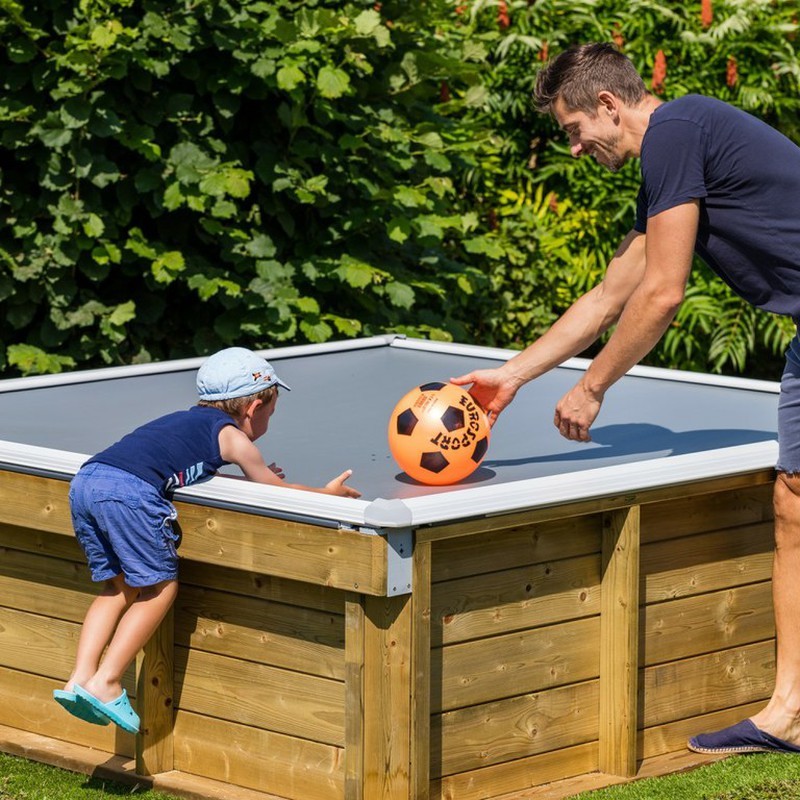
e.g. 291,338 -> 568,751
634,94 -> 800,320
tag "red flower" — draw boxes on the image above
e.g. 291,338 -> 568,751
440,81 -> 451,103
539,40 -> 549,62
497,0 -> 511,28
726,56 -> 738,87
701,0 -> 713,28
651,49 -> 667,94
612,23 -> 624,49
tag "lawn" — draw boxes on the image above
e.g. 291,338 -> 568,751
573,752 -> 800,799
3,749 -> 800,799
0,751 -> 178,800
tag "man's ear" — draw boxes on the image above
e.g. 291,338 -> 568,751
597,90 -> 620,119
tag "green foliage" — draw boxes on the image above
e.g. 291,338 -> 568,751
464,0 -> 800,374
0,0 -> 798,377
0,0 -> 495,373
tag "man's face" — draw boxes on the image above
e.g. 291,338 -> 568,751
552,97 -> 626,173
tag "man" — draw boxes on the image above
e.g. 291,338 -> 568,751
453,42 -> 800,754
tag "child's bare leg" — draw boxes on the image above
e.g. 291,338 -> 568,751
65,574 -> 137,692
81,578 -> 178,703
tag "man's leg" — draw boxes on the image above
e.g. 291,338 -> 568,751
751,471 -> 800,743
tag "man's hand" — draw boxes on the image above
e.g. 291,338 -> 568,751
554,378 -> 603,441
450,367 -> 521,426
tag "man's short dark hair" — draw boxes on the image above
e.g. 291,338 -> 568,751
534,42 -> 647,116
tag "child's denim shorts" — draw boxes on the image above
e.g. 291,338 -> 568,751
69,462 -> 180,587
778,331 -> 800,475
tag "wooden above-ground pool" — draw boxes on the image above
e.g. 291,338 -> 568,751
0,335 -> 780,800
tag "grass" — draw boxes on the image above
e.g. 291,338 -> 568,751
0,752 -> 179,800
573,753 -> 800,799
3,750 -> 800,800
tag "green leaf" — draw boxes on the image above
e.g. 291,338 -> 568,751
335,256 -> 378,289
151,251 -> 186,283
108,300 -> 136,327
387,217 -> 411,243
394,186 -> 428,208
300,319 -> 333,343
7,344 -> 74,376
82,214 -> 105,238
61,98 -> 92,129
169,142 -> 217,185
277,63 -> 305,91
316,66 -> 351,99
199,167 -> 253,199
353,9 -> 381,35
385,281 -> 415,308
245,234 -> 276,259
463,235 -> 506,258
7,37 -> 37,64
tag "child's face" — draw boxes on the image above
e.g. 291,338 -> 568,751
250,394 -> 278,440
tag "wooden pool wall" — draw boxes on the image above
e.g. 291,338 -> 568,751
0,467 -> 777,799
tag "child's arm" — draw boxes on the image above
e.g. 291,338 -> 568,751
218,425 -> 361,498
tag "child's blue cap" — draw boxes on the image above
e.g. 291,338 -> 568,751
196,347 -> 291,401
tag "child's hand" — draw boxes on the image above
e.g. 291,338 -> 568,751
268,462 -> 285,480
325,469 -> 361,498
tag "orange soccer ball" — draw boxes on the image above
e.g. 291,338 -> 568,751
387,382 -> 490,485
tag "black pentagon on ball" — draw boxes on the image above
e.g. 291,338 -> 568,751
471,436 -> 489,463
440,405 -> 465,432
420,451 -> 449,473
396,408 -> 419,436
419,381 -> 446,391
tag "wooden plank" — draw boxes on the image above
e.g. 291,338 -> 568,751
362,594 -> 413,800
640,483 -> 773,544
0,521 -> 84,561
430,515 -> 600,584
641,699 -> 763,760
642,582 -> 774,666
433,616 -> 600,714
0,547 -> 93,623
433,741 -> 598,800
433,680 -> 599,777
175,584 -> 345,680
431,554 -> 601,648
642,523 -> 773,603
173,500 -> 387,595
173,709 -> 343,800
418,470 -> 774,544
0,723 -> 301,800
136,606 -> 174,776
0,606 -> 85,680
175,647 -> 345,745
598,506 -> 640,777
0,667 -> 133,756
0,471 -> 73,536
491,749 -> 727,800
344,594 -> 365,800
0,472 -> 388,595
411,541 -> 432,800
0,606 -> 136,693
642,640 -> 775,727
181,558 -> 344,614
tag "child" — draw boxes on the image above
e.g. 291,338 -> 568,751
53,347 -> 360,732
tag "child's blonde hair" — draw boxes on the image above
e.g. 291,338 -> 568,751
198,385 -> 278,418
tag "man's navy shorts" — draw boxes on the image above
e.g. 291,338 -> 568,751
778,332 -> 800,475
